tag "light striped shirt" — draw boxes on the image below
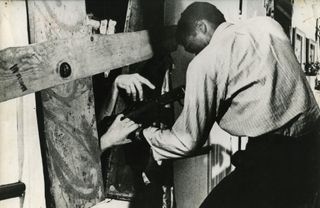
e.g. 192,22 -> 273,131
143,17 -> 320,161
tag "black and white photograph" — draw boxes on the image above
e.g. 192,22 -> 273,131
0,0 -> 320,207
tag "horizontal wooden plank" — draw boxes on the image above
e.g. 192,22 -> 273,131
0,30 -> 153,102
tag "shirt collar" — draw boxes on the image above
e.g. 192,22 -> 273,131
209,22 -> 233,44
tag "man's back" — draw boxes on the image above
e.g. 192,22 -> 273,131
192,16 -> 320,137
143,17 -> 320,161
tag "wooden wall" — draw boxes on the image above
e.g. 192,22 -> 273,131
26,1 -> 104,207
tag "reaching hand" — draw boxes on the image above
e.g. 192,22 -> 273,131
114,73 -> 155,101
100,114 -> 140,151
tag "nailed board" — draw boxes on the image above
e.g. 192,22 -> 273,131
26,1 -> 104,207
0,30 -> 152,103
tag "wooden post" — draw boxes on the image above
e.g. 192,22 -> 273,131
26,1 -> 103,207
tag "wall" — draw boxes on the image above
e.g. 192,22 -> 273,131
292,0 -> 319,63
292,0 -> 320,105
242,0 -> 266,19
0,1 -> 46,208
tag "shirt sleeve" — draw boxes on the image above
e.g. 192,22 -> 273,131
98,81 -> 119,121
143,58 -> 218,161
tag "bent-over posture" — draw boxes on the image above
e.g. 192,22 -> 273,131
139,2 -> 320,207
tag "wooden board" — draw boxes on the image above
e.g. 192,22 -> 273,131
0,30 -> 152,102
26,1 -> 104,207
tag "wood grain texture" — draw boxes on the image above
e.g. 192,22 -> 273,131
26,1 -> 104,207
0,30 -> 152,103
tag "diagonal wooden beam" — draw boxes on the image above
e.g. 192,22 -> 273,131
0,30 -> 153,102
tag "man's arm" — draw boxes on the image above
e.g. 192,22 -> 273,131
143,59 -> 218,161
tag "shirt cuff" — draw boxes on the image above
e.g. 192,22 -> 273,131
142,127 -> 165,161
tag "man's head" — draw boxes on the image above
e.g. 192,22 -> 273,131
176,2 -> 225,54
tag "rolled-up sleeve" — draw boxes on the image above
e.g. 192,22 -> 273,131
143,58 -> 218,161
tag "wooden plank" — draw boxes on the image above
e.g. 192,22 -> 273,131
124,0 -> 145,32
0,30 -> 152,102
121,0 -> 145,74
26,1 -> 103,207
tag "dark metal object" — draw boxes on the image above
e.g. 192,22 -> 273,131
59,62 -> 72,78
98,85 -> 185,137
238,136 -> 242,150
0,182 -> 26,201
124,85 -> 185,124
239,0 -> 243,15
316,18 -> 320,41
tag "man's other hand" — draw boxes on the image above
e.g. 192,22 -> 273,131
114,73 -> 155,101
100,114 -> 140,151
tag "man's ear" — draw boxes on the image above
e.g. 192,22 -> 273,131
195,19 -> 207,34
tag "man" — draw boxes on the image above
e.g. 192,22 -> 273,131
138,2 -> 320,208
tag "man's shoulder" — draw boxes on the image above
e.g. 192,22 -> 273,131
186,44 -> 225,79
186,50 -> 215,76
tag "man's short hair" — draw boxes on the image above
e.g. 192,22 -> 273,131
176,2 -> 226,46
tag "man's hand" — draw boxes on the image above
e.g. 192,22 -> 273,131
100,114 -> 140,151
114,73 -> 155,101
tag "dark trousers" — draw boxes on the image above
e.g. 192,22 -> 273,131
200,131 -> 320,208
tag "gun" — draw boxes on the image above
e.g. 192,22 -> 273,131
98,86 -> 185,137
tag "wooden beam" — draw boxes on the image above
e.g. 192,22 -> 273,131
0,31 -> 153,102
26,0 -> 104,207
